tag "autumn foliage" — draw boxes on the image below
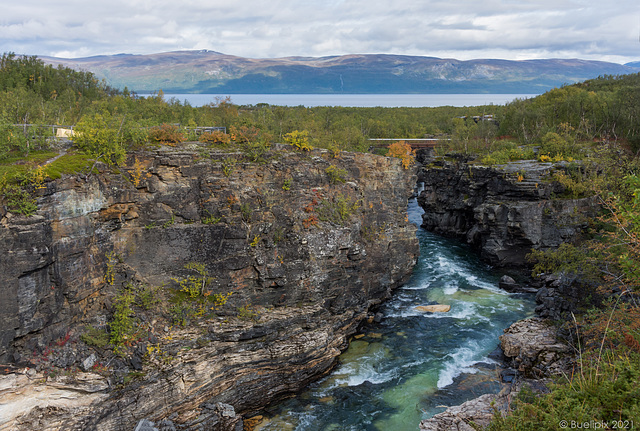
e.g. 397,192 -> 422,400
387,141 -> 416,169
149,123 -> 184,145
199,130 -> 231,146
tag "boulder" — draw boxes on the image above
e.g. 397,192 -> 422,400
80,353 -> 97,372
415,304 -> 451,313
419,393 -> 497,431
498,275 -> 519,292
499,317 -> 571,377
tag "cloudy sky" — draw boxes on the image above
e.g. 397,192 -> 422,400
2,0 -> 639,63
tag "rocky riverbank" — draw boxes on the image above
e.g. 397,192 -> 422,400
0,144 -> 418,430
419,318 -> 572,431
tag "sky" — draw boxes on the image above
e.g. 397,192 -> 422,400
1,0 -> 639,63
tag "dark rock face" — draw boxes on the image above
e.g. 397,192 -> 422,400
532,272 -> 603,320
417,158 -> 597,267
0,146 -> 418,430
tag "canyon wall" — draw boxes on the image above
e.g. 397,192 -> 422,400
0,145 -> 418,430
417,157 -> 597,267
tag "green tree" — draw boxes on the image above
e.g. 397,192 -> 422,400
73,112 -> 129,166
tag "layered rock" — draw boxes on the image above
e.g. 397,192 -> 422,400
499,317 -> 572,378
419,393 -> 503,431
0,144 -> 418,430
418,158 -> 597,267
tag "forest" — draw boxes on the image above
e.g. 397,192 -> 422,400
1,52 -> 640,429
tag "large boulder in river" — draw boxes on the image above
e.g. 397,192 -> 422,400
415,304 -> 451,313
498,275 -> 519,292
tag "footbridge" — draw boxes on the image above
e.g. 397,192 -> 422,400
368,138 -> 449,150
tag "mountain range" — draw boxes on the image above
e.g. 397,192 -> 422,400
41,50 -> 640,94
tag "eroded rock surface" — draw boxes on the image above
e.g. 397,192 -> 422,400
499,317 -> 572,378
0,145 -> 418,430
418,158 -> 597,266
419,393 -> 499,431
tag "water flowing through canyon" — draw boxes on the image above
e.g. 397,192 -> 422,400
258,197 -> 535,430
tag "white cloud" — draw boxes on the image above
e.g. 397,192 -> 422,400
0,0 -> 638,63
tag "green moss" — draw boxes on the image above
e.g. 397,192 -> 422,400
0,150 -> 58,165
43,152 -> 95,179
80,325 -> 110,348
4,185 -> 37,216
0,150 -> 59,180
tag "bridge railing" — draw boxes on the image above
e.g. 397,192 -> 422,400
368,138 -> 450,150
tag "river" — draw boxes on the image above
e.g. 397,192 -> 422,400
255,195 -> 535,430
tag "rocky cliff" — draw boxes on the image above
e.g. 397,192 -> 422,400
417,157 -> 597,267
0,144 -> 418,430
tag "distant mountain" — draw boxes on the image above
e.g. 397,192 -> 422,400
625,61 -> 640,68
40,50 -> 640,94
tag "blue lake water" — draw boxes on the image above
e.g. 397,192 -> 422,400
255,197 -> 535,430
162,93 -> 538,108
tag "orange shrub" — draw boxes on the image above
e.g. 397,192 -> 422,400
149,123 -> 184,145
230,125 -> 260,144
199,130 -> 231,146
387,141 -> 416,169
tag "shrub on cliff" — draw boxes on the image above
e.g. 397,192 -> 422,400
539,130 -> 582,160
316,192 -> 360,225
387,141 -> 415,169
284,130 -> 313,151
199,129 -> 231,146
325,165 -> 347,184
169,262 -> 233,326
527,243 -> 599,283
479,142 -> 535,165
74,112 -> 145,166
149,123 -> 184,145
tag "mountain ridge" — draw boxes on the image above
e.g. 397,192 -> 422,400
40,50 -> 640,94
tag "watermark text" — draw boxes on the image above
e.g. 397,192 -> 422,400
559,420 -> 634,429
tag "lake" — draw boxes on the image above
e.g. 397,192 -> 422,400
161,93 -> 538,108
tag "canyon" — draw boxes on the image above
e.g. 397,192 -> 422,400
0,146 -> 594,430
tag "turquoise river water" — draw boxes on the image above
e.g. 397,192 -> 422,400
257,196 -> 535,430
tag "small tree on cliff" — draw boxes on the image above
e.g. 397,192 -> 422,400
387,141 -> 415,169
74,112 -> 128,166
